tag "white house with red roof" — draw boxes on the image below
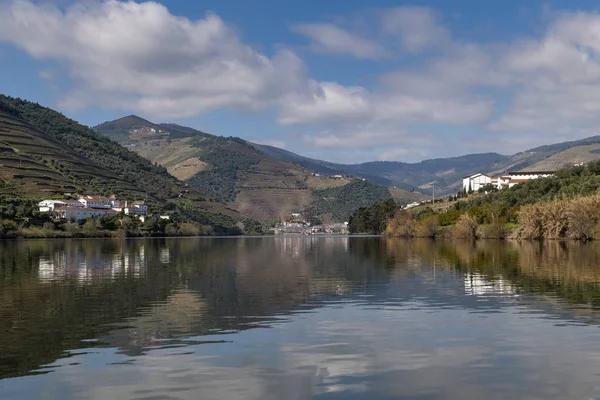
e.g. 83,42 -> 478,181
463,171 -> 554,192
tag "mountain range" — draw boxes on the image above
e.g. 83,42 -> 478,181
254,138 -> 600,195
94,115 -> 426,222
95,114 -> 600,204
3,92 -> 600,226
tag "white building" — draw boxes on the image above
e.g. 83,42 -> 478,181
462,173 -> 492,192
463,170 -> 554,192
38,200 -> 84,212
130,201 -> 148,216
112,201 -> 148,217
55,207 -> 117,221
498,171 -> 554,189
78,195 -> 112,209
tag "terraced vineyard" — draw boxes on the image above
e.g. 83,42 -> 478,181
0,109 -> 138,197
96,116 -> 426,221
0,95 -> 243,231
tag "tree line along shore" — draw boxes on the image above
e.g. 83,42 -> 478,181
349,161 -> 600,241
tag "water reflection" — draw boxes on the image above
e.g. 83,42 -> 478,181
3,238 -> 600,399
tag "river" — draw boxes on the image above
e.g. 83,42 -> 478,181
2,237 -> 600,399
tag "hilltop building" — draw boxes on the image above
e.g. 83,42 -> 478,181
463,171 -> 554,191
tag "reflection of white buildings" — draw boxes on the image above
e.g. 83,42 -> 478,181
160,247 -> 170,264
111,245 -> 146,279
37,246 -> 147,283
464,273 -> 516,296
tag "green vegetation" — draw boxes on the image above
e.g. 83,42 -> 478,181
0,94 -> 243,233
350,161 -> 600,240
313,181 -> 392,222
0,212 -> 240,239
186,144 -> 260,202
0,96 -> 173,199
348,198 -> 397,234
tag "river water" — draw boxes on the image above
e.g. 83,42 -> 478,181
2,237 -> 600,399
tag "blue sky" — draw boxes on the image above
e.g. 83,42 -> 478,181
2,0 -> 600,163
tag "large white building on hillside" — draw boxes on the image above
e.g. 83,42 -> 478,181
462,173 -> 492,191
112,201 -> 148,217
463,171 -> 554,191
38,200 -> 84,212
54,207 -> 117,221
39,195 -> 149,221
78,195 -> 112,209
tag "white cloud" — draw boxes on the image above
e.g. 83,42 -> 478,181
279,82 -> 373,125
0,0 -> 315,118
38,69 -> 54,80
287,9 -> 600,158
490,12 -> 600,136
5,1 -> 600,161
381,7 -> 449,53
292,23 -> 388,59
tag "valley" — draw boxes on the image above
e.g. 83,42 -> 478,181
95,116 -> 426,222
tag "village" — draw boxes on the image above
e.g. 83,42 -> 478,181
274,213 -> 349,235
37,195 -> 160,222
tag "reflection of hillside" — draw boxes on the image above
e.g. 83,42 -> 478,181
0,238 -> 390,378
102,288 -> 209,354
382,239 -> 600,320
7,237 -> 600,381
0,239 -> 165,378
162,237 -> 385,319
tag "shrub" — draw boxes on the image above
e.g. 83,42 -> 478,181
567,196 -> 600,240
417,215 -> 439,238
178,222 -> 201,236
386,210 -> 417,237
518,204 -> 544,240
165,223 -> 178,236
481,222 -> 508,239
454,214 -> 479,239
42,222 -> 55,231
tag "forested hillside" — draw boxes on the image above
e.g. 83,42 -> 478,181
95,116 -> 424,222
350,161 -> 600,240
0,95 -> 242,232
311,181 -> 393,222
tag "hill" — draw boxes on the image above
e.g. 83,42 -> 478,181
0,108 -> 130,196
254,143 -> 512,193
255,137 -> 600,196
95,117 -> 426,222
0,95 -> 242,232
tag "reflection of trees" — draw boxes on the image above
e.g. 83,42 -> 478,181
382,239 -> 600,309
0,237 -> 391,378
0,239 -> 167,378
7,237 -> 600,380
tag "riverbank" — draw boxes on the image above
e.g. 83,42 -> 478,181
0,219 -> 243,239
382,194 -> 600,241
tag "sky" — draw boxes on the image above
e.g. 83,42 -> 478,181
2,0 -> 600,163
